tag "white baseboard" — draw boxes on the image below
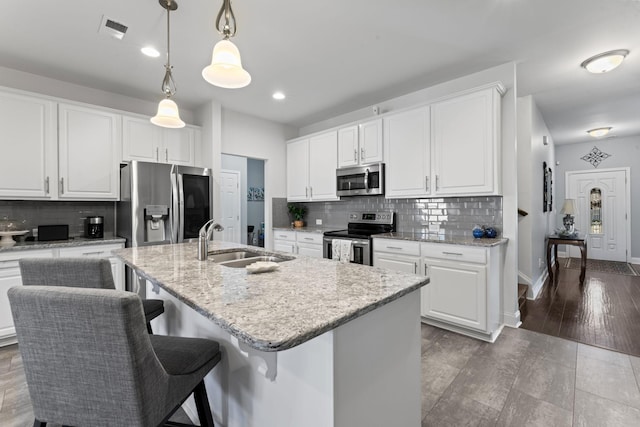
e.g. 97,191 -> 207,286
631,257 -> 640,265
529,270 -> 548,300
503,309 -> 521,328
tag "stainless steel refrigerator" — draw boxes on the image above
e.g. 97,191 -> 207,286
117,161 -> 213,247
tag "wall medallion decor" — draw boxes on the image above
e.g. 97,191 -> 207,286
543,161 -> 552,212
581,146 -> 611,168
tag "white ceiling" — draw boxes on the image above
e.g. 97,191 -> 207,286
3,0 -> 640,145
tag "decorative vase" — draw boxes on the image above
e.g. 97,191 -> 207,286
485,227 -> 497,238
472,226 -> 485,238
293,220 -> 304,228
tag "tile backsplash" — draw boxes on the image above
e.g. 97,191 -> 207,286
0,200 -> 115,238
278,195 -> 502,237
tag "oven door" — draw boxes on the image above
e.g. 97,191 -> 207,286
323,237 -> 371,265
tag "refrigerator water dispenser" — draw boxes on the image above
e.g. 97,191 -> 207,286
145,205 -> 168,243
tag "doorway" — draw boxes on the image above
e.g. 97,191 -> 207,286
220,169 -> 241,243
566,168 -> 630,262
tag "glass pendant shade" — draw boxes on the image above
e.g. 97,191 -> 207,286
202,39 -> 251,88
150,98 -> 185,128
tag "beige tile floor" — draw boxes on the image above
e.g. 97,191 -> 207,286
2,324 -> 640,426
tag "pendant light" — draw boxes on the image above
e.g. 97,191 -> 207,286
202,0 -> 251,89
151,0 -> 185,128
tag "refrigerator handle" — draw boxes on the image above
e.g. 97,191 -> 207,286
176,170 -> 185,243
170,165 -> 180,243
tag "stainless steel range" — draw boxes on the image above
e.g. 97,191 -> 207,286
323,211 -> 395,265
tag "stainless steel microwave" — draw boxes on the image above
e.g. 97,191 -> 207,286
336,163 -> 384,197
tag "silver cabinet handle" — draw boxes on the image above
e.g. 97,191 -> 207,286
45,176 -> 49,194
414,262 -> 417,274
442,251 -> 463,256
305,187 -> 308,198
354,149 -> 357,162
165,148 -> 168,162
59,177 -> 64,194
361,147 -> 365,161
304,237 -> 314,241
425,176 -> 429,192
279,235 -> 288,238
425,264 -> 428,276
310,187 -> 313,198
386,246 -> 403,250
82,251 -> 104,256
436,175 -> 440,191
156,147 -> 159,162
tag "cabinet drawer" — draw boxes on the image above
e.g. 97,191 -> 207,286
58,243 -> 124,258
296,232 -> 323,245
0,249 -> 55,269
273,230 -> 296,242
421,243 -> 486,264
373,239 -> 421,256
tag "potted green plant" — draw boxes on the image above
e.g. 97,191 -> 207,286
287,203 -> 307,228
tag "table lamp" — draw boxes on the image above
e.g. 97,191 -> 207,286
560,199 -> 578,234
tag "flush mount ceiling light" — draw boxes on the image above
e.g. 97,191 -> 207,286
587,127 -> 612,138
272,91 -> 285,100
581,49 -> 629,73
151,0 -> 185,129
202,0 -> 251,89
141,46 -> 160,58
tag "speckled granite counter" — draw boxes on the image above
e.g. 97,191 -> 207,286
114,241 -> 429,352
373,232 -> 508,247
0,235 -> 126,253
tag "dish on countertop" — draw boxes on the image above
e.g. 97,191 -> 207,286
246,261 -> 280,274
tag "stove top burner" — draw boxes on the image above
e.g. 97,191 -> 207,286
323,211 -> 395,239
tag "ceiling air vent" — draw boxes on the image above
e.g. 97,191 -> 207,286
98,15 -> 128,40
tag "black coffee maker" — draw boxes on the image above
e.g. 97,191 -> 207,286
86,216 -> 104,238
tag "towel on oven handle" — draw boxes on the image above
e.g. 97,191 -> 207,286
332,239 -> 353,263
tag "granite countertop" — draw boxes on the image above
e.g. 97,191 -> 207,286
0,235 -> 126,253
114,241 -> 429,352
373,232 -> 508,247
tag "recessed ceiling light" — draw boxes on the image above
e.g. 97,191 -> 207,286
141,46 -> 160,58
272,91 -> 286,100
587,127 -> 612,138
581,50 -> 629,73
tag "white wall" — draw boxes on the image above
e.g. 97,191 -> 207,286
517,96 -> 556,297
555,136 -> 640,261
0,65 -> 196,124
301,62 -> 521,328
219,109 -> 297,249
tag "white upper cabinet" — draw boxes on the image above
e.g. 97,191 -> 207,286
0,91 -> 57,199
58,103 -> 121,200
287,130 -> 338,202
384,107 -> 431,198
431,85 -> 503,196
122,115 -> 196,166
337,119 -> 383,168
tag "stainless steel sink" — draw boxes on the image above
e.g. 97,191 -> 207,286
208,250 -> 263,263
209,249 -> 293,268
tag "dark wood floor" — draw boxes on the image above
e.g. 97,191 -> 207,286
522,260 -> 640,357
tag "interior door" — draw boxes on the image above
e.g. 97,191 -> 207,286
567,169 -> 628,261
220,170 -> 241,243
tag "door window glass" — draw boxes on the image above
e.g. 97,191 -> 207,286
590,188 -> 602,234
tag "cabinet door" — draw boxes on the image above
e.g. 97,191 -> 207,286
423,258 -> 487,331
0,91 -> 57,199
274,240 -> 296,253
122,115 -> 162,162
337,125 -> 358,168
286,139 -> 310,201
297,243 -> 323,258
58,244 -> 125,291
432,87 -> 501,195
58,104 -> 120,200
164,126 -> 195,166
373,253 -> 420,274
0,249 -> 55,345
384,107 -> 431,198
308,131 -> 338,201
359,119 -> 383,164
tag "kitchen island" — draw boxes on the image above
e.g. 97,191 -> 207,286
115,241 -> 429,427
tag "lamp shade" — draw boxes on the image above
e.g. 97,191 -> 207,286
202,39 -> 251,89
150,98 -> 185,129
560,199 -> 578,215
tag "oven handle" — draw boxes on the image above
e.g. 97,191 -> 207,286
364,168 -> 369,191
323,237 -> 370,246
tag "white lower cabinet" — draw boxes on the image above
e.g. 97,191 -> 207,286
273,230 -> 324,258
0,249 -> 55,346
373,238 -> 503,342
0,242 -> 125,347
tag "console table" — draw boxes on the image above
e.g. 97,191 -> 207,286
546,234 -> 587,284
